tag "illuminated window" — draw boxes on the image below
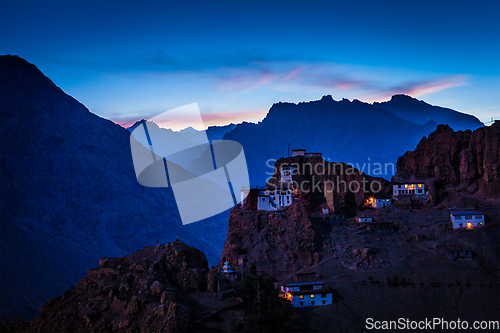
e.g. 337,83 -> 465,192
418,184 -> 422,188
311,294 -> 315,298
299,295 -> 304,299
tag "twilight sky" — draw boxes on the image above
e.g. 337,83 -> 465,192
1,0 -> 499,130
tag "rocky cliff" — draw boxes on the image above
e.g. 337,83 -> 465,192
394,121 -> 500,201
218,157 -> 391,277
1,240 -> 208,333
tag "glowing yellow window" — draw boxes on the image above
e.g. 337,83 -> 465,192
311,294 -> 315,298
299,295 -> 304,299
418,184 -> 422,188
467,223 -> 472,229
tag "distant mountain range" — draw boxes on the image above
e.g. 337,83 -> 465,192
0,55 -> 483,322
129,96 -> 482,187
224,95 -> 482,186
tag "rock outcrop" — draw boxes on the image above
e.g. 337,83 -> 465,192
394,122 -> 500,200
267,156 -> 391,215
1,240 -> 208,333
218,157 -> 391,278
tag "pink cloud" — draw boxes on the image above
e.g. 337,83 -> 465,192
367,75 -> 467,102
201,109 -> 268,127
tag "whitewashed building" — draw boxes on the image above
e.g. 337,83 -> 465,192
450,211 -> 485,230
281,282 -> 333,307
257,189 -> 293,211
292,148 -> 306,157
356,216 -> 373,223
393,183 -> 427,197
372,198 -> 391,209
280,165 -> 296,183
291,148 -> 322,158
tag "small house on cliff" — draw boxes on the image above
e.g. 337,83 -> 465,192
392,183 -> 427,198
291,148 -> 322,158
281,282 -> 333,307
372,197 -> 391,209
450,211 -> 485,230
280,272 -> 333,307
241,187 -> 293,211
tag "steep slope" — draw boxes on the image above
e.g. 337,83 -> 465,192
224,96 -> 437,186
394,122 -> 500,203
0,240 -> 209,333
0,55 -> 229,321
219,156 -> 390,277
374,94 -> 483,130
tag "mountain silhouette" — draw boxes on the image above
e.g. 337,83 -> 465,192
224,95 -> 442,186
0,55 -> 230,320
374,94 -> 483,130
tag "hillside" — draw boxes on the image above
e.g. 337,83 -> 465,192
394,122 -> 500,205
0,55 -> 230,321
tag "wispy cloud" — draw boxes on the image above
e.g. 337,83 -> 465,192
210,61 -> 467,101
368,75 -> 468,102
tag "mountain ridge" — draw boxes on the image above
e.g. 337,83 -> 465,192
0,55 -> 230,321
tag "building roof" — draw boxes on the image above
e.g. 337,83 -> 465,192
288,288 -> 333,296
392,182 -> 425,185
283,281 -> 326,287
450,211 -> 484,216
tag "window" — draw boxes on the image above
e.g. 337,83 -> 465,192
321,293 -> 326,298
474,215 -> 482,219
455,216 -> 462,220
311,294 -> 315,298
418,184 -> 422,188
322,300 -> 326,305
465,215 -> 472,219
299,295 -> 304,299
311,301 -> 315,306
300,301 -> 304,306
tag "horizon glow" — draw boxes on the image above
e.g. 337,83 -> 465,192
1,0 -> 499,130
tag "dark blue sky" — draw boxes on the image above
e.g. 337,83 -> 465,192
1,0 -> 499,128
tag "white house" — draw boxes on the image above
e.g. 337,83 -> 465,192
257,189 -> 293,211
280,165 -> 296,183
292,149 -> 306,157
450,211 -> 485,230
281,282 -> 333,307
393,183 -> 427,197
372,198 -> 391,209
356,216 -> 373,223
291,148 -> 321,158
